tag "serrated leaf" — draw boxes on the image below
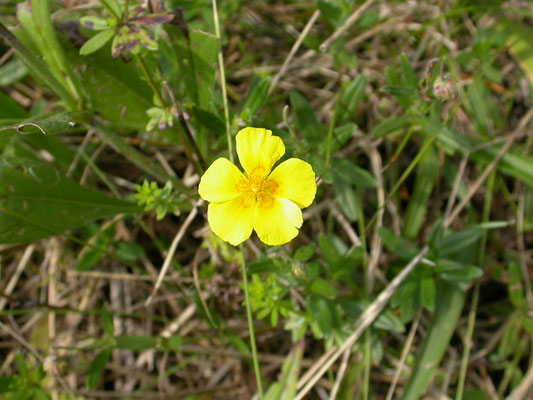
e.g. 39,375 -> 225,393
0,158 -> 139,244
80,29 -> 115,55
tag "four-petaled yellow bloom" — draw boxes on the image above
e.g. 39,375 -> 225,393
198,127 -> 317,246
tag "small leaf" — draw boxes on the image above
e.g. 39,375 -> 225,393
420,275 -> 436,312
240,76 -> 271,121
377,227 -> 420,259
308,278 -> 337,300
401,53 -> 418,89
294,243 -> 315,262
331,157 -> 377,188
87,349 -> 111,389
290,92 -> 323,143
0,112 -> 75,138
114,335 -> 158,350
371,116 -> 410,138
439,229 -> 483,257
333,174 -> 359,221
436,259 -> 483,282
102,305 -> 114,337
308,295 -> 333,336
80,29 -> 115,55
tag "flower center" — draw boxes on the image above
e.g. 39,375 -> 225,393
237,167 -> 279,209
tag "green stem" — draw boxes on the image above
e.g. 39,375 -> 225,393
123,0 -> 129,23
98,0 -> 120,21
212,0 -> 233,163
240,244 -> 264,399
135,54 -> 165,106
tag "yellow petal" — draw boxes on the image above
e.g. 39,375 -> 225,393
198,158 -> 245,203
207,197 -> 255,246
254,197 -> 302,246
267,158 -> 317,208
236,127 -> 285,178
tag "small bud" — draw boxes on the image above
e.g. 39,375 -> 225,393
433,75 -> 457,101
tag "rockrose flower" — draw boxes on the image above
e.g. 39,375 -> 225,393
198,127 -> 317,246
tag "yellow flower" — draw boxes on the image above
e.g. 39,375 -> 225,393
198,127 -> 317,246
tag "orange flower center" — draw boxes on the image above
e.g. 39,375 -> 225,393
237,167 -> 279,209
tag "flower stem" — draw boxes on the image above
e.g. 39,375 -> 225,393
240,244 -> 264,399
212,0 -> 233,163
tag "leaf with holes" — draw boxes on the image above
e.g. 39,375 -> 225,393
0,158 -> 140,244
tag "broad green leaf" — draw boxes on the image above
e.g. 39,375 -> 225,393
0,158 -> 139,244
377,227 -> 420,259
65,46 -> 152,130
160,336 -> 183,351
79,29 -> 115,55
0,59 -> 28,87
87,349 -> 111,389
290,92 -> 323,143
0,112 -> 74,139
331,157 -> 377,188
371,116 -> 410,138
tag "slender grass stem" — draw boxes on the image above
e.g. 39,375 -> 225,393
123,0 -> 130,23
240,244 -> 264,399
212,0 -> 233,163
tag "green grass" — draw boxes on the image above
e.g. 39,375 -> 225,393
1,1 -> 533,399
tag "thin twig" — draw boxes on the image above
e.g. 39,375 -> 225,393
319,0 -> 377,52
269,10 -> 321,95
145,206 -> 198,306
295,246 -> 430,400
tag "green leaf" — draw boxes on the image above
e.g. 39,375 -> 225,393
401,53 -> 418,89
75,229 -> 112,271
102,305 -> 114,337
342,301 -> 405,332
505,21 -> 533,103
308,278 -> 337,300
240,76 -> 271,121
338,75 -> 366,124
371,116 -> 410,138
420,275 -> 436,312
438,229 -> 483,257
436,259 -> 483,282
0,91 -> 27,118
0,59 -> 28,87
331,157 -> 377,188
318,233 -> 341,267
333,173 -> 358,221
294,243 -> 315,262
80,29 -> 115,55
290,92 -> 323,143
0,376 -> 16,393
0,112 -> 75,139
65,45 -> 152,130
160,336 -> 183,351
308,295 -> 333,336
0,158 -> 139,244
87,348 -> 111,390
114,335 -> 158,350
402,140 -> 438,240
377,227 -> 420,259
